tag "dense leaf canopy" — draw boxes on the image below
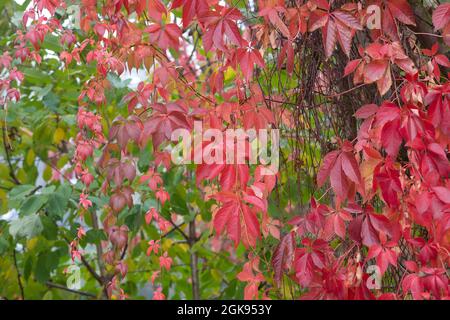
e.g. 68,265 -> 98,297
0,0 -> 449,300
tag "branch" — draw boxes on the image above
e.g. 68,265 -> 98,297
316,83 -> 368,99
119,242 -> 128,260
127,264 -> 188,273
46,281 -> 96,298
189,219 -> 200,300
12,248 -> 25,300
167,220 -> 189,241
2,126 -> 21,185
89,211 -> 107,281
79,254 -> 104,286
61,235 -> 105,288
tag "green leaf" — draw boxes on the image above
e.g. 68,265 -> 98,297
123,205 -> 143,232
9,214 -> 43,239
46,185 -> 71,218
41,215 -> 58,240
84,229 -> 107,244
22,67 -> 51,84
107,72 -> 131,88
40,185 -> 56,195
35,250 -> 60,283
170,187 -> 189,216
9,184 -> 35,199
0,234 -> 9,255
20,195 -> 48,215
23,255 -> 33,281
42,34 -> 62,52
43,92 -> 60,112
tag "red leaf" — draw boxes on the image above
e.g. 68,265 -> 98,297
227,207 -> 241,245
317,150 -> 339,187
175,0 -> 209,28
381,119 -> 402,157
213,200 -> 237,235
433,3 -> 450,31
354,104 -> 378,119
335,20 -> 352,57
199,6 -> 243,52
364,60 -> 388,83
267,9 -> 290,38
332,10 -> 362,30
324,19 -> 337,58
243,194 -> 267,212
294,239 -> 330,286
308,10 -> 328,32
237,259 -> 264,299
341,152 -> 361,185
237,45 -> 265,81
272,232 -> 295,286
432,186 -> 450,204
344,59 -> 362,77
387,0 -> 416,26
373,161 -> 402,208
142,102 -> 190,148
330,155 -> 349,200
324,209 -> 352,239
242,204 -> 260,246
434,54 -> 450,68
212,191 -> 262,247
146,23 -> 181,50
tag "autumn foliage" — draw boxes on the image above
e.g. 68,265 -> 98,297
0,0 -> 449,300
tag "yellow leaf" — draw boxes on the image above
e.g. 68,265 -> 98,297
27,238 -> 39,251
43,165 -> 52,181
0,189 -> 6,212
53,128 -> 65,144
26,149 -> 35,166
0,164 -> 9,179
361,156 -> 382,198
211,269 -> 222,281
224,66 -> 235,81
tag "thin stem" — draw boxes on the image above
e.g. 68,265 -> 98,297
168,219 -> 189,241
413,32 -> 443,38
61,234 -> 105,296
189,219 -> 200,300
319,83 -> 368,99
89,210 -> 109,299
12,248 -> 25,300
2,126 -> 21,185
46,281 -> 96,298
160,222 -> 186,239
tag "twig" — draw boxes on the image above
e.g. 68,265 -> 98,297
168,219 -> 189,241
2,126 -> 21,185
12,248 -> 25,300
317,83 -> 368,99
46,281 -> 96,298
62,235 -> 105,289
149,44 -> 215,105
89,211 -> 107,287
120,243 -> 128,260
187,27 -> 200,63
413,32 -> 443,38
189,219 -> 200,300
159,222 -> 186,239
79,255 -> 104,286
127,264 -> 188,273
